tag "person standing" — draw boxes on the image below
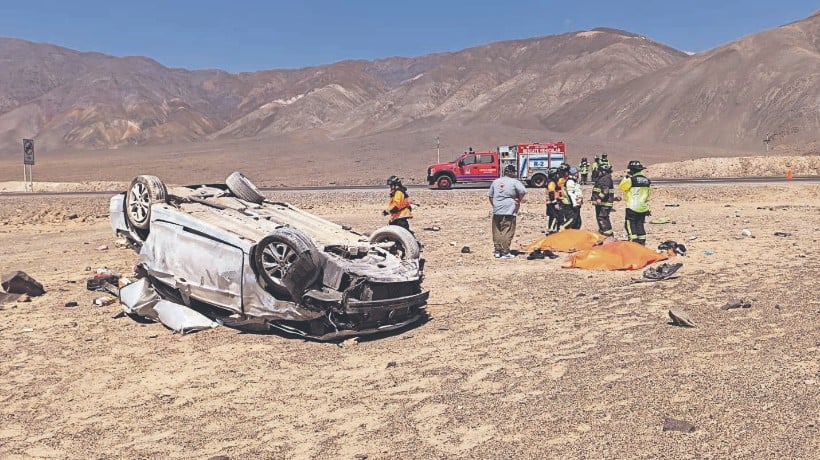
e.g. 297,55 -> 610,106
545,167 -> 560,234
599,153 -> 611,171
619,160 -> 651,245
578,157 -> 590,185
488,164 -> 527,259
591,156 -> 600,182
560,167 -> 583,229
384,175 -> 413,233
591,163 -> 618,237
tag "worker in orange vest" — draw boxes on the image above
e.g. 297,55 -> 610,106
384,176 -> 413,233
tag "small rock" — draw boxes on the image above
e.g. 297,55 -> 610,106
84,266 -> 92,271
688,236 -> 698,241
386,361 -> 397,368
340,337 -> 359,348
17,294 -> 30,302
148,334 -> 158,339
66,213 -> 79,220
741,229 -> 753,237
662,417 -> 697,433
114,238 -> 130,248
84,337 -> 93,342
720,299 -> 751,310
460,246 -> 471,254
22,327 -> 34,333
773,231 -> 791,237
96,245 -> 109,251
1,271 -> 45,296
64,301 -> 79,308
592,295 -> 600,300
354,455 -> 368,460
449,241 -> 456,246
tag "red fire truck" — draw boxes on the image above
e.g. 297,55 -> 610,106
426,142 -> 566,189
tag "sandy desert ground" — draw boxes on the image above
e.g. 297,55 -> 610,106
0,178 -> 819,458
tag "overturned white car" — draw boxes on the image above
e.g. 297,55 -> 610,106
110,172 -> 428,340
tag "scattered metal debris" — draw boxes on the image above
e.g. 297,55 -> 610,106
668,309 -> 696,327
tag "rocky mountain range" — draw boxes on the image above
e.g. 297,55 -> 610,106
0,11 -> 817,157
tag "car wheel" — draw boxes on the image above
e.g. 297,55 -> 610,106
125,175 -> 167,230
369,225 -> 421,260
254,228 -> 321,299
530,174 -> 547,188
436,175 -> 453,190
226,171 -> 265,203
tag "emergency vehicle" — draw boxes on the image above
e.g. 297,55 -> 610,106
426,142 -> 566,189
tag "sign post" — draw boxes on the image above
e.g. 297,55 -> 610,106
22,139 -> 34,192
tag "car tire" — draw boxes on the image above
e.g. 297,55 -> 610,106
125,175 -> 167,230
369,225 -> 421,260
530,174 -> 547,188
436,175 -> 453,190
254,228 -> 321,299
226,171 -> 265,204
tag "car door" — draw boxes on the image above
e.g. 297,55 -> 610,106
476,154 -> 497,180
140,220 -> 244,312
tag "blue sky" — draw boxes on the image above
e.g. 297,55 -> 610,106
1,1 -> 816,72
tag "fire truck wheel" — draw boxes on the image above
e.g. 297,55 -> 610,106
125,175 -> 167,231
369,226 -> 421,260
530,174 -> 547,188
226,171 -> 266,203
436,175 -> 454,190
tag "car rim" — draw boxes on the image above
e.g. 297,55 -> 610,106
128,182 -> 150,225
261,241 -> 297,284
376,237 -> 406,259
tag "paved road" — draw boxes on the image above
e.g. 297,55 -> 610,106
1,176 -> 818,197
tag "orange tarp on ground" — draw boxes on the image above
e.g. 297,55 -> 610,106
524,229 -> 607,253
564,240 -> 671,270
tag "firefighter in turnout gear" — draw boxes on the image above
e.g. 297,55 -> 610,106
591,156 -> 600,182
545,167 -> 560,234
384,175 -> 413,233
591,162 -> 619,237
579,157 -> 590,185
598,153 -> 611,171
619,160 -> 651,245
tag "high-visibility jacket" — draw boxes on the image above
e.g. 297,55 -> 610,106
546,180 -> 559,203
388,189 -> 412,221
619,172 -> 651,213
556,177 -> 566,197
579,161 -> 589,174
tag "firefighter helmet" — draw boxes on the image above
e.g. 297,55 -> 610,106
601,152 -> 608,159
627,160 -> 645,172
503,164 -> 517,175
386,175 -> 402,186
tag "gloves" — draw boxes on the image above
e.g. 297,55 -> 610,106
382,210 -> 390,216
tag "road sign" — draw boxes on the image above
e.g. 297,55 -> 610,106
23,139 -> 35,165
